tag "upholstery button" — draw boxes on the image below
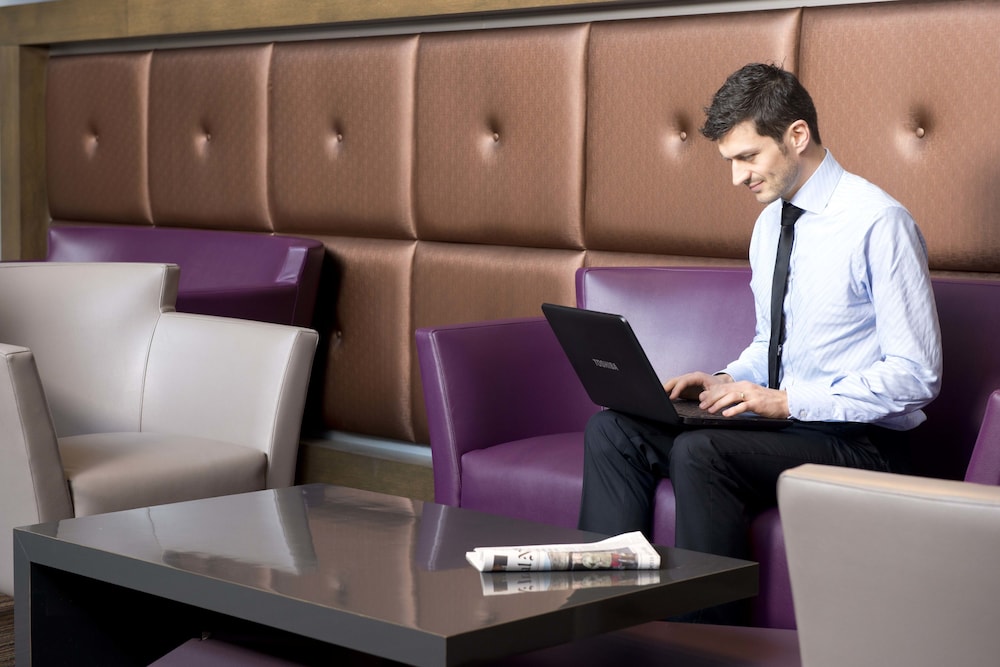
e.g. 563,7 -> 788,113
492,133 -> 500,142
337,133 -> 344,142
915,127 -> 926,138
679,131 -> 687,141
84,133 -> 100,158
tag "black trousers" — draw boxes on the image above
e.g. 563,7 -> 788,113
577,410 -> 902,622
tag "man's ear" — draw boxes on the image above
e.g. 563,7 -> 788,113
786,119 -> 811,155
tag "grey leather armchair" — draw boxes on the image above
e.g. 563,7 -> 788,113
780,464 -> 1000,667
0,262 -> 318,595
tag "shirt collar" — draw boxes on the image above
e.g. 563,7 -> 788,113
787,149 -> 843,216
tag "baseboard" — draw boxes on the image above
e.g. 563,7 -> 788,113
295,434 -> 434,502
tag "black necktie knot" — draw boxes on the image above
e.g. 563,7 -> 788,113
781,201 -> 804,227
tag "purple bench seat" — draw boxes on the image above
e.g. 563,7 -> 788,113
47,223 -> 324,327
417,266 -> 1000,628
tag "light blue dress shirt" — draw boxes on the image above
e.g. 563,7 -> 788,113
721,150 -> 942,430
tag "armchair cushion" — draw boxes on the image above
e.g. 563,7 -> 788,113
461,433 -> 584,528
60,432 -> 266,517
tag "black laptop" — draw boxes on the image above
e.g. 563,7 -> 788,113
541,303 -> 791,429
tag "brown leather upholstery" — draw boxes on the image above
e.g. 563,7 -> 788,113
799,1 -> 1000,273
586,10 -> 799,256
149,45 -> 273,230
270,36 -> 419,239
46,51 -> 153,224
414,24 -> 588,249
43,1 -> 1000,449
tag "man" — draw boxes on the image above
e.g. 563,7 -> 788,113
577,63 -> 942,622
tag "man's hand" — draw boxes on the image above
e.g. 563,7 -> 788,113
664,372 -> 791,419
663,371 -> 731,401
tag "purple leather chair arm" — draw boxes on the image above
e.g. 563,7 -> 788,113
416,317 -> 598,506
179,285 -> 298,324
965,389 -> 1000,485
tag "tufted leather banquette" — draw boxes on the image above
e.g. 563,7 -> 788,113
37,0 -> 1000,499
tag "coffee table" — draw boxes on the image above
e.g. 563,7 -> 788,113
15,484 -> 756,666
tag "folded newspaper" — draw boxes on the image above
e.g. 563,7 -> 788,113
479,568 -> 661,596
465,531 -> 660,572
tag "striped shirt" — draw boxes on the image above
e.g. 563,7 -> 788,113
721,150 -> 942,430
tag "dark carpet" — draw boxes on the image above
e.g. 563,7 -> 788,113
0,594 -> 12,667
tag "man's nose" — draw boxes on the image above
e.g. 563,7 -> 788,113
732,162 -> 750,187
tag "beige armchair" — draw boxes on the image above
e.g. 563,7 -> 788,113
779,464 -> 1000,667
0,262 -> 318,595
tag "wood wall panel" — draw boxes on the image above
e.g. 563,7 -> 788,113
0,0 -> 128,46
0,45 -> 46,261
0,0 -> 622,46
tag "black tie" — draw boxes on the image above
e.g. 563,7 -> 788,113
768,201 -> 804,389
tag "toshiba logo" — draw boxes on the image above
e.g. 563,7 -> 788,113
592,358 -> 619,371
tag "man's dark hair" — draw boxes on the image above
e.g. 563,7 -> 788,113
700,63 -> 822,146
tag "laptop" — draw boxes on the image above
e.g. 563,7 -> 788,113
541,303 -> 791,429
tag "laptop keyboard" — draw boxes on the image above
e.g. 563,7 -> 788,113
671,399 -> 719,419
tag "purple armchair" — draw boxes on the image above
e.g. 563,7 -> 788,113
416,266 -> 1000,628
47,224 -> 324,327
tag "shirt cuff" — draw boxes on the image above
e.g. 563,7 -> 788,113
785,384 -> 835,421
719,361 -> 760,386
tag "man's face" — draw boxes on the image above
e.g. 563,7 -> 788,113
717,120 -> 802,204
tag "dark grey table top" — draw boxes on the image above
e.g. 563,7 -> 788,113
15,484 -> 756,666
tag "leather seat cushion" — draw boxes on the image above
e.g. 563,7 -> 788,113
60,432 -> 267,516
461,432 -> 584,528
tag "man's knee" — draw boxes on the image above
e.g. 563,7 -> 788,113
669,431 -> 722,477
584,410 -> 618,442
583,411 -> 627,464
584,410 -> 654,467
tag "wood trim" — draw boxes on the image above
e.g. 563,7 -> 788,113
0,0 -> 129,46
1,0 -> 630,46
0,45 -> 47,261
0,46 -> 18,260
296,442 -> 434,501
125,0 -> 616,38
19,46 -> 48,260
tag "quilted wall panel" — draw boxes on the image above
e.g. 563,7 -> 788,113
47,52 -> 153,225
799,0 -> 1000,273
319,236 -> 418,443
148,44 -> 272,231
414,24 -> 588,249
586,9 -> 801,257
270,36 -> 418,240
